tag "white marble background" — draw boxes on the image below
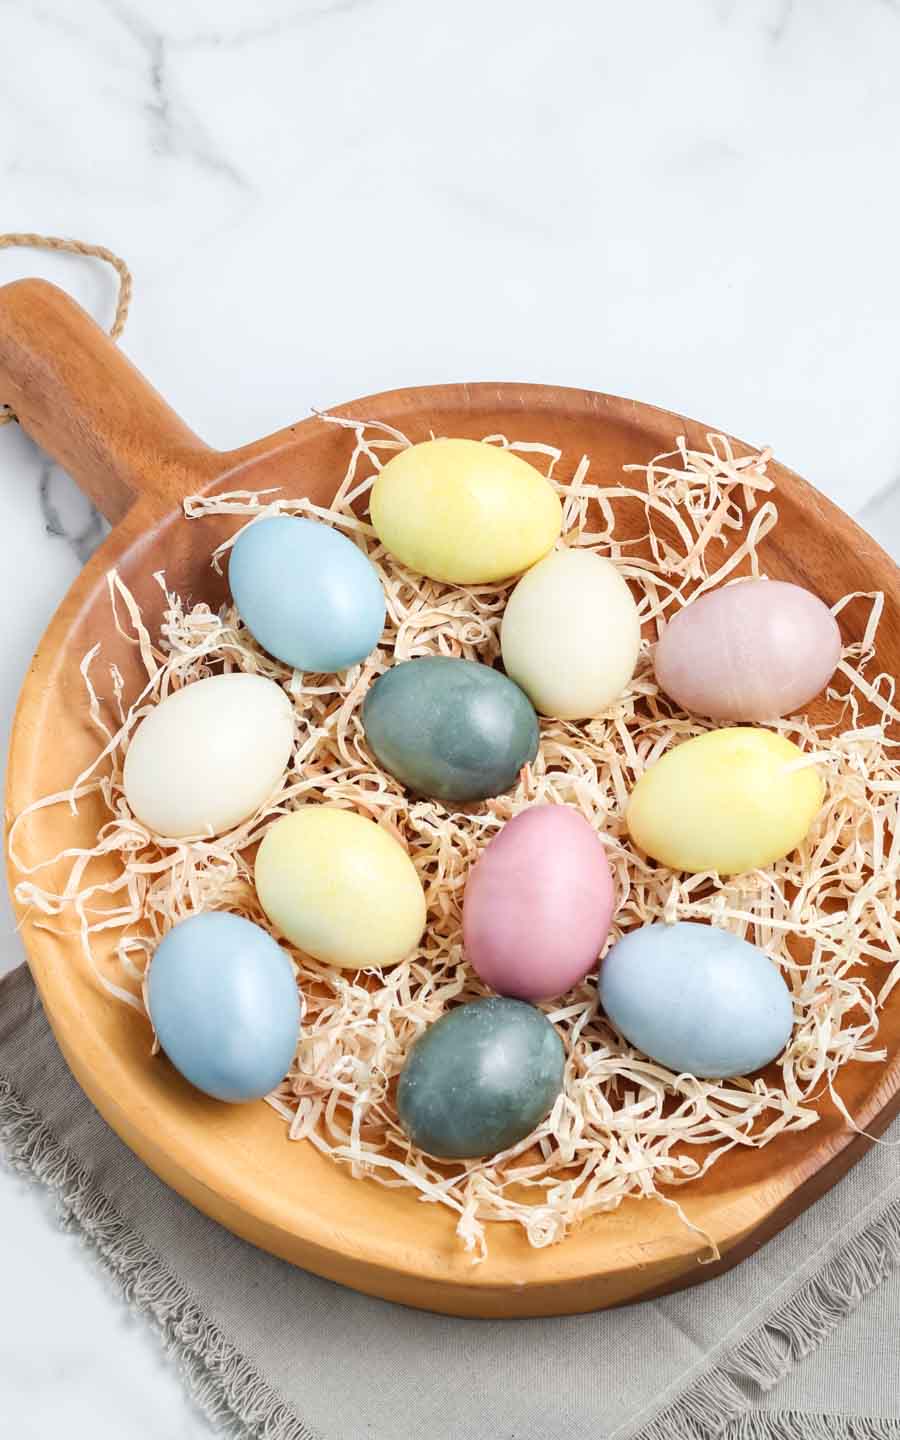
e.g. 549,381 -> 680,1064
1,0 -> 899,1433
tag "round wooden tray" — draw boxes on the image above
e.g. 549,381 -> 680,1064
3,278 -> 899,1317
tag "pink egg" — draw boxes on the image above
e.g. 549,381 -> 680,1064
463,806 -> 615,1001
654,579 -> 842,722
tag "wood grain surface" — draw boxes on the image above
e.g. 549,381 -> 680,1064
3,278 -> 899,1316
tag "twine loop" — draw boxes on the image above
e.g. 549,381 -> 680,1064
0,232 -> 132,426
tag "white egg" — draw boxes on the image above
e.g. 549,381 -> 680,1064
123,674 -> 294,838
500,549 -> 641,719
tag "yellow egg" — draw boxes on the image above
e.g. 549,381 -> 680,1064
626,728 -> 824,875
369,438 -> 562,584
255,807 -> 426,969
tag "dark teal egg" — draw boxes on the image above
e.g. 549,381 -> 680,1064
396,997 -> 565,1159
361,657 -> 539,804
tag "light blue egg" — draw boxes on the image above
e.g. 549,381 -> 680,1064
229,515 -> 385,673
148,912 -> 302,1103
598,921 -> 793,1079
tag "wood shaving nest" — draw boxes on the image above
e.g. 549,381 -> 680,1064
10,415 -> 900,1261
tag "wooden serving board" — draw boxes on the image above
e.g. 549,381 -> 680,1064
2,277 -> 899,1318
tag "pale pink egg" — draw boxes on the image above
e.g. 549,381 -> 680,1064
463,806 -> 615,1001
654,579 -> 842,722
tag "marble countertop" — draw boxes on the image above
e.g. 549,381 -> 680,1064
1,0 -> 899,1432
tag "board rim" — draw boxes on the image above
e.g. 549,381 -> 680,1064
7,380 -> 900,1318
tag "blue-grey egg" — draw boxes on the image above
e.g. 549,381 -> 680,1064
598,922 -> 794,1079
396,997 -> 565,1158
229,515 -> 385,672
147,912 -> 302,1102
362,656 -> 540,804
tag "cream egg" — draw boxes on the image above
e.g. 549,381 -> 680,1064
123,674 -> 294,839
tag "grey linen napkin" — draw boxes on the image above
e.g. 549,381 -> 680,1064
1,963 -> 898,1440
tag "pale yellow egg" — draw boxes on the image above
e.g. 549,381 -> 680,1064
369,438 -> 562,584
255,807 -> 426,969
626,728 -> 824,875
501,549 -> 641,718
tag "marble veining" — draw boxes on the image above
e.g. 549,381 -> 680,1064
767,0 -> 795,45
105,0 -> 251,188
1,0 -> 899,1433
38,462 -> 109,566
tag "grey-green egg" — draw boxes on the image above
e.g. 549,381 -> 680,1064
361,656 -> 539,805
396,997 -> 565,1159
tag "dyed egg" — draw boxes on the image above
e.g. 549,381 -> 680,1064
598,922 -> 794,1078
463,806 -> 614,1000
123,674 -> 294,839
362,657 -> 539,805
501,549 -> 641,718
229,515 -> 385,673
147,912 -> 302,1102
655,579 -> 842,722
626,728 -> 823,875
397,998 -> 565,1159
370,438 -> 562,584
255,806 -> 426,969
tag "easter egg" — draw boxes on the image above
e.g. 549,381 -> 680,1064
463,806 -> 614,1000
147,912 -> 302,1102
370,438 -> 562,584
123,674 -> 294,839
654,579 -> 842,722
362,657 -> 539,805
228,515 -> 385,673
598,921 -> 794,1078
626,728 -> 824,875
501,549 -> 641,718
396,997 -> 565,1159
255,806 -> 426,969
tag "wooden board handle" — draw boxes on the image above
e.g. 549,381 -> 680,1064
0,278 -> 221,523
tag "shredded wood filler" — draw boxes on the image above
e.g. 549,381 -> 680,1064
10,418 -> 900,1259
